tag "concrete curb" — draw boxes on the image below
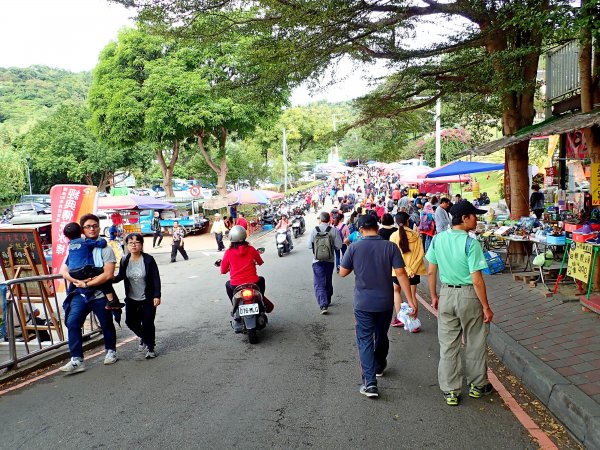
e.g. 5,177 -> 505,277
0,334 -> 105,385
489,323 -> 600,448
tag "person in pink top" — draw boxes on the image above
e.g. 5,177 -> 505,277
334,215 -> 350,273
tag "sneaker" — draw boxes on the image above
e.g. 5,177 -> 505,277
104,350 -> 118,365
145,350 -> 156,359
469,383 -> 494,399
105,300 -> 125,310
376,362 -> 387,377
444,391 -> 460,406
391,317 -> 404,328
320,307 -> 328,315
59,359 -> 85,374
138,340 -> 147,352
359,385 -> 379,398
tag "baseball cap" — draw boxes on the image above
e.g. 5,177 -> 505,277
449,200 -> 486,217
358,214 -> 378,229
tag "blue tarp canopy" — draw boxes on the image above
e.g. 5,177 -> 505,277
425,161 -> 505,178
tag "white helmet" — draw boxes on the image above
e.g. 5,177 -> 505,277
229,225 -> 247,243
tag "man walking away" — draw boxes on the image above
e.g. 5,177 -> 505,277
307,211 -> 342,314
340,214 -> 418,398
425,200 -> 494,406
434,198 -> 452,233
211,213 -> 227,251
170,221 -> 189,262
151,211 -> 163,248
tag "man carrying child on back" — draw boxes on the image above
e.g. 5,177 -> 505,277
62,222 -> 121,309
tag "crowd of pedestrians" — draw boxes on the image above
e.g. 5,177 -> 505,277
307,166 -> 494,404
56,165 -> 493,408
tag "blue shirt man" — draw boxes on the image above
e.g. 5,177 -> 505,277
340,214 -> 418,398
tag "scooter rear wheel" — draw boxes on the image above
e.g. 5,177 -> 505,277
278,248 -> 283,257
248,328 -> 258,344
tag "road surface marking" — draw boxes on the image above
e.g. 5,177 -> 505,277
0,336 -> 138,397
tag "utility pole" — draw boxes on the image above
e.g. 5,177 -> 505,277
332,114 -> 339,164
282,127 -> 288,193
26,156 -> 33,195
435,97 -> 442,168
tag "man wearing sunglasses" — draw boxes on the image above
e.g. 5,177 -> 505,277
59,213 -> 118,373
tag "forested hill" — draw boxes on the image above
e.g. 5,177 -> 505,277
0,65 -> 91,135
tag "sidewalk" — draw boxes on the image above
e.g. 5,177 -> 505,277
421,271 -> 600,447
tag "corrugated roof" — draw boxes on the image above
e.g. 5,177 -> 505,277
463,109 -> 600,157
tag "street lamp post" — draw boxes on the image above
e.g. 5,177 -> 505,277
25,156 -> 33,195
435,97 -> 442,168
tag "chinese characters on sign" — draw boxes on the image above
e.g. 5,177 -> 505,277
567,242 -> 594,283
49,185 -> 97,277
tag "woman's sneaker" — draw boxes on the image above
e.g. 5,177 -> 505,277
138,339 -> 147,352
59,359 -> 85,374
443,391 -> 460,406
469,383 -> 494,399
145,350 -> 156,359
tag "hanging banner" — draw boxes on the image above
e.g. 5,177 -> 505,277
566,130 -> 588,160
592,163 -> 600,206
49,185 -> 97,277
567,242 -> 594,283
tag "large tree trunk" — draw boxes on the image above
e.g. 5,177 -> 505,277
504,141 -> 530,219
156,140 -> 180,198
196,128 -> 229,196
484,26 -> 540,219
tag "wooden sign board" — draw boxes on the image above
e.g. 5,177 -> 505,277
567,242 -> 594,283
0,226 -> 50,280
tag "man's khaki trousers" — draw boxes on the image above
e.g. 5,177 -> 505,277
437,285 -> 489,392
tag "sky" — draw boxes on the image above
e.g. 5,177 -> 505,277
0,0 -> 456,105
0,0 -> 382,105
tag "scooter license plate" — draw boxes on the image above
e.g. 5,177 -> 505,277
239,303 -> 259,316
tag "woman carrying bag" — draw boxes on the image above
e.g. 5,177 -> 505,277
114,233 -> 162,359
390,212 -> 426,329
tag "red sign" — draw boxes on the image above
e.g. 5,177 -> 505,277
190,186 -> 201,197
566,130 -> 588,160
49,185 -> 97,278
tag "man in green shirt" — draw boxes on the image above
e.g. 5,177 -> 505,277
425,200 -> 494,406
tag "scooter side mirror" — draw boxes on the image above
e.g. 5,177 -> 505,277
214,259 -> 222,267
257,247 -> 265,254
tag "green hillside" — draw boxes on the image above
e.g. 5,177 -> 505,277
0,65 -> 91,136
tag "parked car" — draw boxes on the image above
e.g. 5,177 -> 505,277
20,194 -> 51,206
97,211 -> 114,238
12,202 -> 51,217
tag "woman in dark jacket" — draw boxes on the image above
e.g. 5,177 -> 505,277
114,233 -> 161,359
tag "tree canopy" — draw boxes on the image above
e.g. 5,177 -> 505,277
117,0 -> 578,217
89,25 -> 289,195
16,103 -> 151,193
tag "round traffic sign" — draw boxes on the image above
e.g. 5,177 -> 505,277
190,186 -> 201,197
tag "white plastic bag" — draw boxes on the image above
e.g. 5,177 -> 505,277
397,302 -> 422,333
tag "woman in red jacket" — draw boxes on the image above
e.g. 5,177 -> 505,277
220,225 -> 274,312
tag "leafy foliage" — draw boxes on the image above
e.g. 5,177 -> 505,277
0,66 -> 90,136
16,103 -> 151,193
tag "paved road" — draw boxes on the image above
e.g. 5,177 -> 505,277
0,213 -> 537,449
